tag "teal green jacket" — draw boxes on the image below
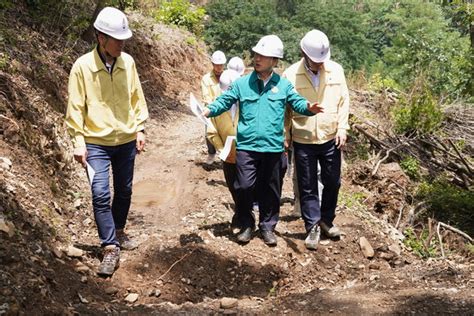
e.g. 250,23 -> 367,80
208,71 -> 314,153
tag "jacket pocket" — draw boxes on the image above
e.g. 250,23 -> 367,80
317,112 -> 338,136
240,95 -> 259,121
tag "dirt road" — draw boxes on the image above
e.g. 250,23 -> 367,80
78,113 -> 473,314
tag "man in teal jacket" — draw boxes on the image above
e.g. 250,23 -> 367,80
203,35 -> 322,246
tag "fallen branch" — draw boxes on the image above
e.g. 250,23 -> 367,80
448,139 -> 473,175
438,222 -> 473,243
0,114 -> 20,129
395,204 -> 404,229
371,146 -> 398,176
406,201 -> 428,226
158,248 -> 197,280
437,222 -> 445,258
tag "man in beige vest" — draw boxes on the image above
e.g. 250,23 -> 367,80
201,50 -> 226,165
283,30 -> 349,250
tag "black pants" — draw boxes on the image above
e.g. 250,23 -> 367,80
294,140 -> 341,232
223,162 -> 238,205
235,150 -> 283,231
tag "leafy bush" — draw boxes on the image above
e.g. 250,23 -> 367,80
403,227 -> 438,258
416,179 -> 474,236
392,86 -> 443,135
381,0 -> 471,99
400,156 -> 420,180
154,0 -> 205,36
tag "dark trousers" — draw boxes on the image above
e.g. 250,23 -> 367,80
86,141 -> 137,247
235,150 -> 283,231
294,140 -> 341,232
223,162 -> 238,205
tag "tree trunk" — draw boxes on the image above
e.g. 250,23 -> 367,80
81,0 -> 106,43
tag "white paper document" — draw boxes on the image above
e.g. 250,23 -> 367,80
218,136 -> 236,161
85,162 -> 95,185
189,93 -> 213,126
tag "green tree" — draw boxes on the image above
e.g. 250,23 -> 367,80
381,0 -> 471,98
204,0 -> 287,60
291,0 -> 378,71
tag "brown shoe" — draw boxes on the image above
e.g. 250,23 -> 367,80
97,245 -> 120,276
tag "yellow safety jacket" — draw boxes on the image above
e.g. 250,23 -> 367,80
283,59 -> 349,145
200,71 -> 221,106
66,48 -> 148,148
207,106 -> 239,163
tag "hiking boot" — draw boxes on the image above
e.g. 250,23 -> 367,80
237,226 -> 254,244
305,225 -> 321,250
230,214 -> 241,235
319,222 -> 341,238
261,230 -> 277,246
116,230 -> 138,250
97,245 -> 120,276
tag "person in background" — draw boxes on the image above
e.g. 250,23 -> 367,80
203,35 -> 322,247
206,69 -> 241,233
227,56 -> 246,76
283,29 -> 349,250
201,50 -> 227,165
66,7 -> 149,276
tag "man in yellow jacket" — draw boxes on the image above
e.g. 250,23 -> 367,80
207,69 -> 240,231
283,30 -> 349,250
65,7 -> 149,276
201,50 -> 226,165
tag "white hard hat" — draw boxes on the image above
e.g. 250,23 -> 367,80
94,7 -> 132,40
252,35 -> 284,59
219,69 -> 240,91
211,50 -> 227,65
300,30 -> 331,63
227,57 -> 245,75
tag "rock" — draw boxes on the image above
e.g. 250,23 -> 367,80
0,157 -> 12,170
369,274 -> 379,281
66,246 -> 83,258
220,297 -> 238,309
154,289 -> 161,297
379,252 -> 394,261
368,262 -> 380,270
74,263 -> 90,273
359,237 -> 375,258
125,293 -> 139,303
105,287 -> 119,295
388,243 -> 402,256
320,240 -> 330,245
82,218 -> 92,226
78,293 -> 89,304
73,199 -> 82,209
52,246 -> 63,259
80,276 -> 88,283
0,217 -> 15,237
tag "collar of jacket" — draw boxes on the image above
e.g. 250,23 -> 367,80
89,46 -> 126,73
250,70 -> 279,85
297,58 -> 333,77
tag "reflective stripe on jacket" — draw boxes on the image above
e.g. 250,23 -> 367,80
208,71 -> 314,153
283,59 -> 349,145
66,48 -> 148,148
